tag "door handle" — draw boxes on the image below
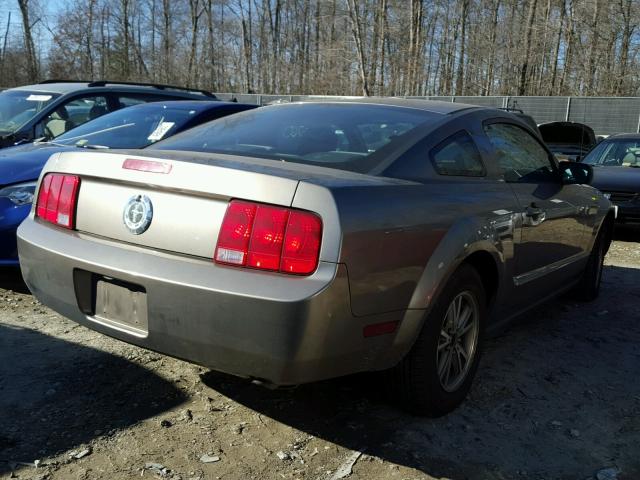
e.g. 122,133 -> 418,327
525,203 -> 546,225
526,205 -> 543,217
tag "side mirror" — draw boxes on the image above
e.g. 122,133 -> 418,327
560,162 -> 593,185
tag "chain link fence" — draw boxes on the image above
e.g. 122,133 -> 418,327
214,93 -> 640,136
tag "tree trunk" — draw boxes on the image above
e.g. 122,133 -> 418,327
346,0 -> 370,96
518,0 -> 538,95
17,0 -> 39,81
549,0 -> 566,94
454,0 -> 469,95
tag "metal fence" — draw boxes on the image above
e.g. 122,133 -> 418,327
214,93 -> 640,136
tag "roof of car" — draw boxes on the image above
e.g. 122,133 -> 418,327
605,133 -> 640,140
10,83 -> 91,94
126,100 -> 253,112
10,81 -> 215,97
292,96 -> 478,115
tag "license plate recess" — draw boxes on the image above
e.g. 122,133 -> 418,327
74,269 -> 148,336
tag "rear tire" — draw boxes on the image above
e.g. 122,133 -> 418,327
390,264 -> 486,416
573,230 -> 606,301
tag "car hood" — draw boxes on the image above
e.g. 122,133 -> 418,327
0,144 -> 76,186
590,166 -> 640,193
538,122 -> 596,150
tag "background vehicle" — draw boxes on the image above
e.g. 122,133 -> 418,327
0,80 -> 217,149
17,100 -> 613,415
582,133 -> 640,226
0,100 -> 255,265
538,121 -> 596,162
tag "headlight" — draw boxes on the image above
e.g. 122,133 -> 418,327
0,181 -> 37,205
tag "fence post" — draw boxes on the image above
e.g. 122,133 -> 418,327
565,97 -> 571,121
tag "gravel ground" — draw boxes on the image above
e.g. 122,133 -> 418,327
1,230 -> 639,480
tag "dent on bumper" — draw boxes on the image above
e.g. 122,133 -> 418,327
17,219 -> 404,385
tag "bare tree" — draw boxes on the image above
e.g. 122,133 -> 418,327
0,0 -> 637,98
17,0 -> 39,81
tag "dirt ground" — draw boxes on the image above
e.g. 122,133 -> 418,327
1,229 -> 639,480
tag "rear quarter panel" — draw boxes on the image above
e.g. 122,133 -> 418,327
329,180 -> 520,317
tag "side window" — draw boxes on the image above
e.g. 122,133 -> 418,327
484,123 -> 557,183
37,95 -> 108,139
430,131 -> 485,177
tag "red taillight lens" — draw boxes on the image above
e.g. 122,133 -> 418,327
215,200 -> 322,276
247,205 -> 289,271
35,173 -> 80,229
215,201 -> 256,266
281,211 -> 323,275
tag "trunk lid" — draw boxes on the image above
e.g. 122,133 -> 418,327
43,149 -> 408,260
590,165 -> 640,194
47,150 -> 301,259
538,122 -> 596,161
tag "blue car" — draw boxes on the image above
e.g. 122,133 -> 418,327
0,100 -> 256,265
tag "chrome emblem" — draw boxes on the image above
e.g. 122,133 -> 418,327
123,195 -> 153,235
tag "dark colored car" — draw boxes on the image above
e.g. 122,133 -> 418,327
0,100 -> 255,265
18,99 -> 613,415
582,133 -> 640,225
539,121 -> 597,162
0,80 -> 218,149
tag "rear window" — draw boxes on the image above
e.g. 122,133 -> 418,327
53,104 -> 201,149
430,131 -> 485,177
149,103 -> 438,173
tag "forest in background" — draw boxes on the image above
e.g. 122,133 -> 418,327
1,0 -> 639,97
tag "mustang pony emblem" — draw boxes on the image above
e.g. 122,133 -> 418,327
123,195 -> 153,235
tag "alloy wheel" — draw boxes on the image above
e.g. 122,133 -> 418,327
437,291 -> 480,392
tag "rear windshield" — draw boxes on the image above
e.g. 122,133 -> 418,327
149,103 -> 439,173
53,103 -> 201,149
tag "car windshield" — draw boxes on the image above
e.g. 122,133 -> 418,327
148,103 -> 439,173
582,139 -> 640,168
0,90 -> 60,134
52,104 -> 200,149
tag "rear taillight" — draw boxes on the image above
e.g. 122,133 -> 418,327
35,173 -> 80,229
215,200 -> 322,276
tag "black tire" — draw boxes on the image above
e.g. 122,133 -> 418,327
573,230 -> 606,301
390,264 -> 486,416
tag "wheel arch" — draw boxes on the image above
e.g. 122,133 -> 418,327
601,209 -> 615,254
461,250 -> 500,310
384,217 -> 507,369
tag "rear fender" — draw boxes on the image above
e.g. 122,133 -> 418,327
380,216 -> 510,367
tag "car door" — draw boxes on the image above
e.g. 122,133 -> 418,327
483,121 -> 590,298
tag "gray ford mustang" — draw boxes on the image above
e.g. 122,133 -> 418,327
17,99 -> 613,415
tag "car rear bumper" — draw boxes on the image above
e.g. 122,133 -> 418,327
17,218 -> 404,385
